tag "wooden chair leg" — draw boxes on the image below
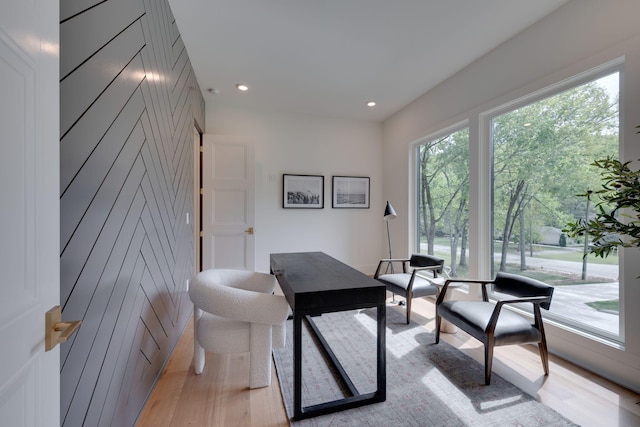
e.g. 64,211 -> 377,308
435,315 -> 441,344
538,340 -> 550,375
535,308 -> 550,376
484,343 -> 494,385
405,295 -> 412,324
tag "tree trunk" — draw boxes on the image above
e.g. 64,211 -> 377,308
529,213 -> 534,257
459,225 -> 467,268
500,180 -> 527,271
519,212 -> 527,270
450,233 -> 458,277
582,197 -> 590,280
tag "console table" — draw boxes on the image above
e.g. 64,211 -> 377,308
270,252 -> 386,420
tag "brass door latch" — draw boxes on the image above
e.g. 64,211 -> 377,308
45,306 -> 82,352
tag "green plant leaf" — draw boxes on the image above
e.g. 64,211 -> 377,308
565,156 -> 640,259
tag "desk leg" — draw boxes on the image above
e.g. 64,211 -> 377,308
293,313 -> 303,419
376,302 -> 386,402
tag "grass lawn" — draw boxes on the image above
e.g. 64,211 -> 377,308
426,237 -> 617,286
428,237 -> 618,266
586,300 -> 619,313
492,241 -> 618,265
535,249 -> 619,265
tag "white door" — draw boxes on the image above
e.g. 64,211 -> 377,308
202,135 -> 255,270
0,0 -> 60,426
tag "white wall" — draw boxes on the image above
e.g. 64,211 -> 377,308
382,0 -> 640,392
205,107 -> 383,274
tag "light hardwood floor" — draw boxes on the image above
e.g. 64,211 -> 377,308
136,296 -> 640,427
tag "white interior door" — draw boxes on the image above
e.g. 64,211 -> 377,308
0,0 -> 60,426
202,135 -> 255,271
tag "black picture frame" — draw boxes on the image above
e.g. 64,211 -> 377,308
283,174 -> 324,208
332,176 -> 370,208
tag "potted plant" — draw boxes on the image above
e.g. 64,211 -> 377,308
563,126 -> 640,257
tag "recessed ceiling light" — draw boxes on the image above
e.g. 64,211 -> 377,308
366,101 -> 376,107
236,83 -> 249,91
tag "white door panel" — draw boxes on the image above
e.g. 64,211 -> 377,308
202,135 -> 255,271
0,0 -> 60,425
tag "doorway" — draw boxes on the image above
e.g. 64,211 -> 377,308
200,135 -> 255,271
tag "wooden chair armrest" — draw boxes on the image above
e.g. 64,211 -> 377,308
486,301 -> 505,334
410,265 -> 438,279
494,295 -> 551,306
412,265 -> 441,272
406,267 -> 437,292
442,278 -> 494,285
485,296 -> 551,333
436,278 -> 495,305
379,258 -> 411,263
435,281 -> 452,305
374,258 -> 410,278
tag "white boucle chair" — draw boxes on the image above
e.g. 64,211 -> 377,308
188,269 -> 290,388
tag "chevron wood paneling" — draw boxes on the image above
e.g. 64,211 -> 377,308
60,0 -> 204,425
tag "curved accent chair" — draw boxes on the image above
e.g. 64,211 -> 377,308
435,271 -> 554,385
188,269 -> 290,388
374,254 -> 446,324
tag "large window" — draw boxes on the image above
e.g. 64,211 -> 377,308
416,127 -> 470,279
490,71 -> 620,340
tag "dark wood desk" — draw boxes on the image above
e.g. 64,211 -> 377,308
270,252 -> 386,420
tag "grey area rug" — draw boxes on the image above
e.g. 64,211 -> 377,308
272,307 -> 578,426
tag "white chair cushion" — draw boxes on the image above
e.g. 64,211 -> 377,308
197,312 -> 250,354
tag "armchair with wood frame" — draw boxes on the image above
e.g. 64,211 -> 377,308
374,254 -> 446,324
435,271 -> 554,385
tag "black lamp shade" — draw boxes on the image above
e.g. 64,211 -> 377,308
383,201 -> 397,221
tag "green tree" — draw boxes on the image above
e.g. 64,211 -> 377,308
418,128 -> 469,276
492,80 -> 618,272
564,157 -> 640,258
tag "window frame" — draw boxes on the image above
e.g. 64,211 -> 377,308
409,58 -> 626,346
481,60 -> 624,343
409,120 -> 470,259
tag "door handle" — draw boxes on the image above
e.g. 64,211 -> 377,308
245,227 -> 254,235
45,306 -> 82,351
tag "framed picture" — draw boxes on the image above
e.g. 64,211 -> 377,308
283,174 -> 324,208
332,176 -> 370,208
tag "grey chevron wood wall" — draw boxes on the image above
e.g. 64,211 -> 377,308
60,0 -> 204,425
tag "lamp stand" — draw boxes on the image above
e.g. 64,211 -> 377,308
385,220 -> 402,304
385,221 -> 394,274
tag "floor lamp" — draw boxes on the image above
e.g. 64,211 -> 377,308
383,201 -> 397,273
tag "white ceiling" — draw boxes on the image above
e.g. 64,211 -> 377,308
168,0 -> 569,122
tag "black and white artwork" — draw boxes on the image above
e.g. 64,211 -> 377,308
283,174 -> 324,208
332,176 -> 370,208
